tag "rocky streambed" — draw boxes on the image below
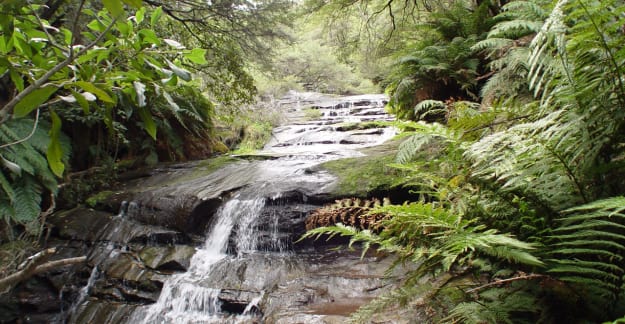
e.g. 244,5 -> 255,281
1,92 -> 425,323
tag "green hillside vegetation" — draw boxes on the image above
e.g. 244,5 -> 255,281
303,0 -> 625,322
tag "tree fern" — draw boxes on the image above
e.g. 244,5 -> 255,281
474,0 -> 548,102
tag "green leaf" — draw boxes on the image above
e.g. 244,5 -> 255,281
74,81 -> 115,104
12,176 -> 41,222
13,86 -> 57,117
184,48 -> 208,65
71,89 -> 90,114
10,69 -> 24,92
87,19 -> 105,32
61,28 -> 72,45
47,110 -> 64,177
102,0 -> 125,18
122,0 -> 143,8
150,7 -> 163,27
138,29 -> 160,46
138,106 -> 156,140
134,7 -> 145,24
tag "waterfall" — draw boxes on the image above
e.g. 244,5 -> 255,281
66,266 -> 99,319
129,197 -> 265,323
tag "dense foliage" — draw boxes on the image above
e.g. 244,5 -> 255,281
305,0 -> 625,322
0,0 -> 289,238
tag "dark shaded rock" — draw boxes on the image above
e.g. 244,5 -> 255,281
49,207 -> 191,246
50,208 -> 112,242
219,289 -> 262,314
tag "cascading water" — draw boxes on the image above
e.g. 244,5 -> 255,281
125,93 -> 395,323
129,197 -> 266,323
55,92 -> 397,324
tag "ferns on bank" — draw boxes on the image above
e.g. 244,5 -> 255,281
0,118 -> 70,232
304,0 -> 625,322
548,197 -> 625,317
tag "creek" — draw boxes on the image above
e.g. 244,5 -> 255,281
7,92 -> 407,323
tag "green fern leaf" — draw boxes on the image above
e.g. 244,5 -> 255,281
12,175 -> 42,223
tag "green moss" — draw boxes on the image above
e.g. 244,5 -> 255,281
319,139 -> 407,197
85,190 -> 116,208
334,121 -> 390,132
234,121 -> 273,154
195,155 -> 242,175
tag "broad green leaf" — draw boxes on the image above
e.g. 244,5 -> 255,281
87,19 -> 105,32
0,36 -> 8,54
138,29 -> 160,45
165,59 -> 191,81
102,0 -> 125,18
122,0 -> 143,8
12,32 -> 32,57
150,7 -> 163,27
70,89 -> 90,114
74,81 -> 115,104
13,86 -> 57,117
10,69 -> 24,92
47,110 -> 65,177
184,48 -> 208,65
138,106 -> 156,139
61,28 -> 72,45
134,7 -> 145,25
116,20 -> 131,37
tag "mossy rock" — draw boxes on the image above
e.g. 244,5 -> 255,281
86,190 -> 117,209
317,139 -> 409,198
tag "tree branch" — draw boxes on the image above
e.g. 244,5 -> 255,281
0,248 -> 86,293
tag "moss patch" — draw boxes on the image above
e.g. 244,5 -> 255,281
319,139 -> 408,198
195,155 -> 242,175
85,190 -> 117,208
334,121 -> 390,132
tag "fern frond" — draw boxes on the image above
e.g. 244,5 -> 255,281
0,171 -> 15,202
547,197 -> 625,313
12,175 -> 42,223
487,20 -> 543,39
471,37 -> 514,52
396,122 -> 459,164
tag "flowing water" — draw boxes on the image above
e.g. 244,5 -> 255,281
129,198 -> 266,323
65,92 -> 396,323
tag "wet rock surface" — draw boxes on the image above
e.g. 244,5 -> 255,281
4,92 -> 417,324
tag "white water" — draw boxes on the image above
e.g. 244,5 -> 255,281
66,266 -> 99,319
129,198 -> 266,323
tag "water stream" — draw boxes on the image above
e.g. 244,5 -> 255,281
129,198 -> 266,323
66,92 -> 396,323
